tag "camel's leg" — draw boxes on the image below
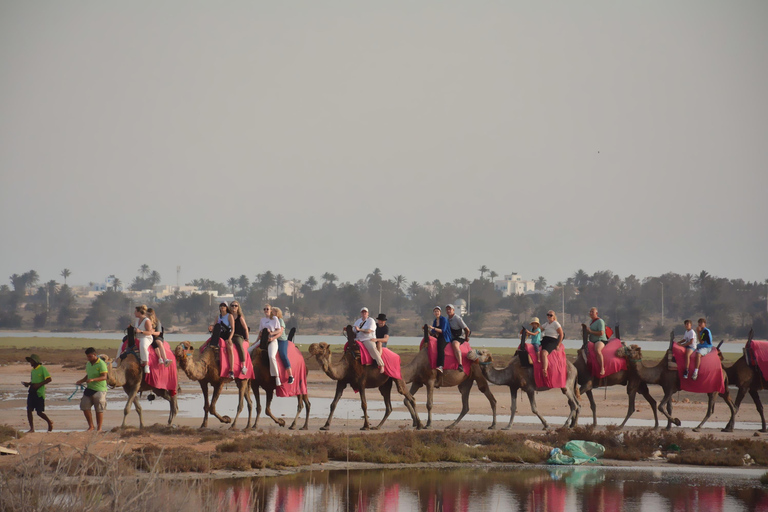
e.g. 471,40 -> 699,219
748,388 -> 767,432
358,386 -> 371,430
373,379 -> 394,430
658,391 -> 680,429
586,390 -> 597,426
719,391 -> 736,433
426,382 -> 435,429
208,383 -> 232,425
250,383 -> 262,429
527,389 -> 549,430
288,396 -> 303,430
637,382 -> 659,429
122,384 -> 142,429
502,387 -> 517,430
446,379 -> 473,429
152,389 -> 177,426
300,395 -> 311,430
320,381 -> 346,431
693,393 -> 717,432
263,387 -> 286,427
563,387 -> 580,428
619,385 -> 638,429
475,377 -> 497,430
395,379 -> 422,429
408,382 -> 425,428
231,380 -> 252,431
199,382 -> 210,428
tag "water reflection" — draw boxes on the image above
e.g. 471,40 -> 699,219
211,466 -> 768,512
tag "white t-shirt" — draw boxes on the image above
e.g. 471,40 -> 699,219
541,320 -> 562,338
259,317 -> 280,332
684,328 -> 697,349
354,317 -> 376,342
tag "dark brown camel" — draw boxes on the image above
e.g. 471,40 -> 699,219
173,324 -> 252,429
616,333 -> 736,432
308,326 -> 421,430
468,328 -> 579,429
249,327 -> 311,430
399,325 -> 497,429
574,324 -> 659,428
103,328 -> 179,428
723,329 -> 767,432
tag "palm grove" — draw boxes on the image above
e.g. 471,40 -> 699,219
0,266 -> 766,339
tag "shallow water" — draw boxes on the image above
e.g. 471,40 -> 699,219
207,465 -> 768,511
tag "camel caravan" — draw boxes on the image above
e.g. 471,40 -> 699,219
105,303 -> 768,434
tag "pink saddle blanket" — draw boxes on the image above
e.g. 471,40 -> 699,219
672,344 -> 725,394
748,340 -> 768,379
217,339 -> 255,380
420,336 -> 472,376
587,338 -> 627,378
269,343 -> 308,398
119,339 -> 178,395
344,340 -> 403,380
524,343 -> 567,389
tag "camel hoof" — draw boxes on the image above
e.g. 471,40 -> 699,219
300,426 -> 309,431
502,426 -> 511,431
222,416 -> 232,424
319,425 -> 330,431
692,428 -> 701,433
487,425 -> 495,430
360,426 -> 371,431
370,426 -> 379,431
673,418 -> 682,427
278,420 -> 286,428
760,429 -> 768,434
721,427 -> 733,433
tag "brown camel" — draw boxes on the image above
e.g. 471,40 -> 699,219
249,327 -> 311,430
307,326 -> 421,430
103,326 -> 179,428
723,329 -> 767,432
173,324 -> 252,430
468,328 -> 579,430
574,324 -> 659,428
616,334 -> 736,432
399,325 -> 497,430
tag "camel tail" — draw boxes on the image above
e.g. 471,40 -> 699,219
574,380 -> 581,401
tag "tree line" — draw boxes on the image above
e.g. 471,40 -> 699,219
1,266 -> 766,338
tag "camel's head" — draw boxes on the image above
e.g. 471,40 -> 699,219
581,323 -> 589,345
308,342 -> 330,358
99,354 -> 112,364
616,344 -> 642,360
175,341 -> 194,358
344,325 -> 355,342
470,349 -> 493,364
422,324 -> 430,338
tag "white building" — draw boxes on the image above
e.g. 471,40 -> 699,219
494,273 -> 536,297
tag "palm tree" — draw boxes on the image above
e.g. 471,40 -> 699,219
535,276 -> 547,291
227,277 -> 237,296
321,272 -> 338,287
304,276 -> 317,290
275,274 -> 285,296
238,275 -> 250,294
489,271 -> 498,282
573,269 -> 589,288
24,270 -> 40,294
112,278 -> 122,292
60,268 -> 71,285
149,270 -> 161,285
138,264 -> 150,278
393,274 -> 408,293
693,270 -> 710,289
478,265 -> 489,281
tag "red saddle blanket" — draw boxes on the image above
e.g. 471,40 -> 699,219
524,343 -> 567,389
587,338 -> 627,378
672,344 -> 725,394
344,340 -> 403,380
271,343 -> 308,398
420,336 -> 472,376
748,340 -> 768,378
217,338 -> 255,380
119,339 -> 178,395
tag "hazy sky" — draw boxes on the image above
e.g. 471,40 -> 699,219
1,1 -> 766,288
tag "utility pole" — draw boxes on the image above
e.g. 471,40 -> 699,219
562,286 -> 565,324
176,265 -> 181,291
468,284 -> 471,315
378,284 -> 383,313
661,282 -> 664,326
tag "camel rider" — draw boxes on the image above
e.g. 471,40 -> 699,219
445,304 -> 468,365
585,307 -> 608,376
431,306 -> 460,373
692,318 -> 713,381
352,307 -> 385,373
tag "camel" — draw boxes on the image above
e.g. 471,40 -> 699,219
173,324 -> 253,430
400,325 -> 497,429
468,329 -> 580,430
723,329 -> 767,432
307,326 -> 421,430
103,326 -> 179,428
574,324 -> 659,428
616,334 -> 736,432
248,327 -> 311,430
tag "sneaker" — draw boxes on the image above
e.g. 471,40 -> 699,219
288,376 -> 294,384
228,371 -> 235,380
692,370 -> 699,381
683,370 -> 689,379
437,366 -> 444,373
240,367 -> 248,377
164,359 -> 171,366
275,379 -> 282,387
143,365 -> 150,374
457,364 -> 464,372
112,361 -> 118,369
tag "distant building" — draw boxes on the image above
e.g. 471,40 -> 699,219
453,299 -> 468,316
494,273 -> 536,297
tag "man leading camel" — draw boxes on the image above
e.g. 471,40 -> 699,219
75,347 -> 108,432
352,307 -> 385,373
585,307 -> 608,376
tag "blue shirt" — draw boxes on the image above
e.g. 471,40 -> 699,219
529,328 -> 542,346
699,328 -> 713,348
431,316 -> 452,343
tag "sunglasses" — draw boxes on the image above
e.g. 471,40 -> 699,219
263,308 -> 270,311
546,314 -> 553,317
231,305 -> 239,308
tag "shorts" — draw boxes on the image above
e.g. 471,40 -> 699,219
80,391 -> 107,413
27,392 -> 45,413
695,347 -> 712,356
540,336 -> 560,354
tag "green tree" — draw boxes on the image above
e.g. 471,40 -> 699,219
478,265 -> 489,281
535,276 -> 547,291
227,277 -> 238,295
60,268 -> 71,285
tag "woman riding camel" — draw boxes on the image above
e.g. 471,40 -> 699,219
147,308 -> 169,366
539,310 -> 564,377
229,301 -> 250,379
352,307 -> 385,374
201,303 -> 236,379
585,307 -> 608,376
259,304 -> 283,386
271,307 -> 294,385
133,305 -> 154,375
